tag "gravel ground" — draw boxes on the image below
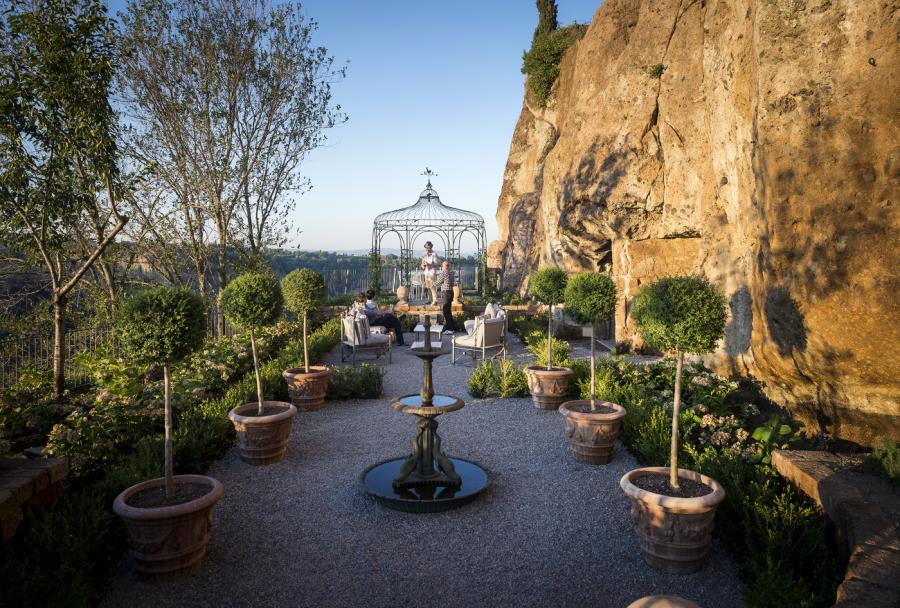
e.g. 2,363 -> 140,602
101,332 -> 743,608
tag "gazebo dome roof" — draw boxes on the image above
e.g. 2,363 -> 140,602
373,182 -> 484,227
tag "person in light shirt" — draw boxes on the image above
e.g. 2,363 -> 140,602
419,241 -> 440,306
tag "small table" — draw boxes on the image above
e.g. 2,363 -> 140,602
413,323 -> 443,343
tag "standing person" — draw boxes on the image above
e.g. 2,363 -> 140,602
433,261 -> 456,333
420,241 -> 440,306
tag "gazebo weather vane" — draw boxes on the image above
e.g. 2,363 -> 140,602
371,171 -> 487,296
421,167 -> 437,189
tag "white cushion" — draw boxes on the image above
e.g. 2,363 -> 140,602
366,333 -> 390,345
453,333 -> 479,348
483,303 -> 497,318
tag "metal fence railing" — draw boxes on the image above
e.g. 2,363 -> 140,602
0,308 -> 235,389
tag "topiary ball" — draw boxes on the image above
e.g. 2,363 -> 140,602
630,275 -> 727,355
116,286 -> 207,366
529,266 -> 568,306
282,268 -> 326,316
220,273 -> 283,330
564,272 -> 616,325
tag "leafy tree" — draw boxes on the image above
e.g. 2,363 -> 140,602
528,266 -> 568,371
119,0 -> 346,331
281,268 -> 325,373
116,287 -> 206,498
631,275 -> 727,488
219,273 -> 283,415
522,24 -> 585,108
564,272 -> 616,408
0,0 -> 128,396
534,0 -> 558,40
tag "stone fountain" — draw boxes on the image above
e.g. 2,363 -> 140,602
361,316 -> 489,512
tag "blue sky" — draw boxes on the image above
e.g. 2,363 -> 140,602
111,1 -> 602,253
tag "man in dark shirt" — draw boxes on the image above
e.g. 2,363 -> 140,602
433,261 -> 456,333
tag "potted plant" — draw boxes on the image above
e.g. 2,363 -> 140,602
111,287 -> 224,579
524,266 -> 573,410
558,272 -> 626,464
281,268 -> 331,411
222,273 -> 297,465
620,275 -> 728,573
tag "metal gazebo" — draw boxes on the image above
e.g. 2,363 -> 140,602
371,169 -> 487,292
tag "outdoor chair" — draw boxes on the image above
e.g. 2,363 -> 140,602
340,312 -> 392,366
452,315 -> 507,364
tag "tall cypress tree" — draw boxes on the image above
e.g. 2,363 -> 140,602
534,0 -> 558,40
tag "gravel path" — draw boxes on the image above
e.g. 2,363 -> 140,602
101,332 -> 743,608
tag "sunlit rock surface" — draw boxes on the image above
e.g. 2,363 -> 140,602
489,0 -> 899,444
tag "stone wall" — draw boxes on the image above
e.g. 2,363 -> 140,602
489,0 -> 900,445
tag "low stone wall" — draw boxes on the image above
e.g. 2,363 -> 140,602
0,457 -> 68,542
772,450 -> 900,608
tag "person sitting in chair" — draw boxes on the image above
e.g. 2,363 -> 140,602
432,261 -> 456,334
354,292 -> 405,346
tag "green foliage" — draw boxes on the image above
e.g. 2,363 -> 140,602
589,356 -> 840,607
220,273 -> 283,330
527,331 -> 570,367
533,0 -> 558,40
326,364 -> 384,400
507,313 -> 547,340
368,249 -> 381,295
865,437 -> 900,488
467,360 -> 530,399
282,268 -> 326,316
646,63 -> 665,78
631,275 -> 727,355
467,362 -> 496,398
6,316 -> 343,606
528,266 -> 568,306
521,24 -> 586,108
750,414 -> 800,464
116,287 -> 207,366
563,272 -> 616,325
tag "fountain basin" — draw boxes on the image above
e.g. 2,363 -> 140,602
361,457 -> 489,513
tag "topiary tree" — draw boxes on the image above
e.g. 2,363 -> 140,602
529,266 -> 568,371
564,272 -> 616,409
116,286 -> 207,498
631,275 -> 727,488
282,268 -> 326,374
220,273 -> 283,416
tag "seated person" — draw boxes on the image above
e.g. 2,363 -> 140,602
354,292 -> 405,346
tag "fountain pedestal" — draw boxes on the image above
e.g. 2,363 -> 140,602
361,316 -> 489,512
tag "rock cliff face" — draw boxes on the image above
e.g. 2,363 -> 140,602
489,0 -> 899,445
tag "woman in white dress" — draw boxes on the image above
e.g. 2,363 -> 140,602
420,241 -> 440,306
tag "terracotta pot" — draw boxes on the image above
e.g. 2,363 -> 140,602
620,467 -> 725,574
282,366 -> 331,411
228,401 -> 297,465
452,285 -> 462,305
396,285 -> 409,304
112,474 -> 224,580
559,400 -> 627,464
524,365 -> 573,410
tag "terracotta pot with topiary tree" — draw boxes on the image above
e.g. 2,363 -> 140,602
524,266 -> 572,410
281,268 -> 331,411
222,273 -> 297,465
620,275 -> 728,574
112,287 -> 224,579
559,272 -> 626,464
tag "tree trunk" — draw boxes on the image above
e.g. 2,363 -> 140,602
217,246 -> 228,337
546,304 -> 553,371
302,312 -> 309,374
163,364 -> 174,499
52,295 -> 66,398
670,350 -> 684,489
250,329 -> 264,415
589,321 -> 596,409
